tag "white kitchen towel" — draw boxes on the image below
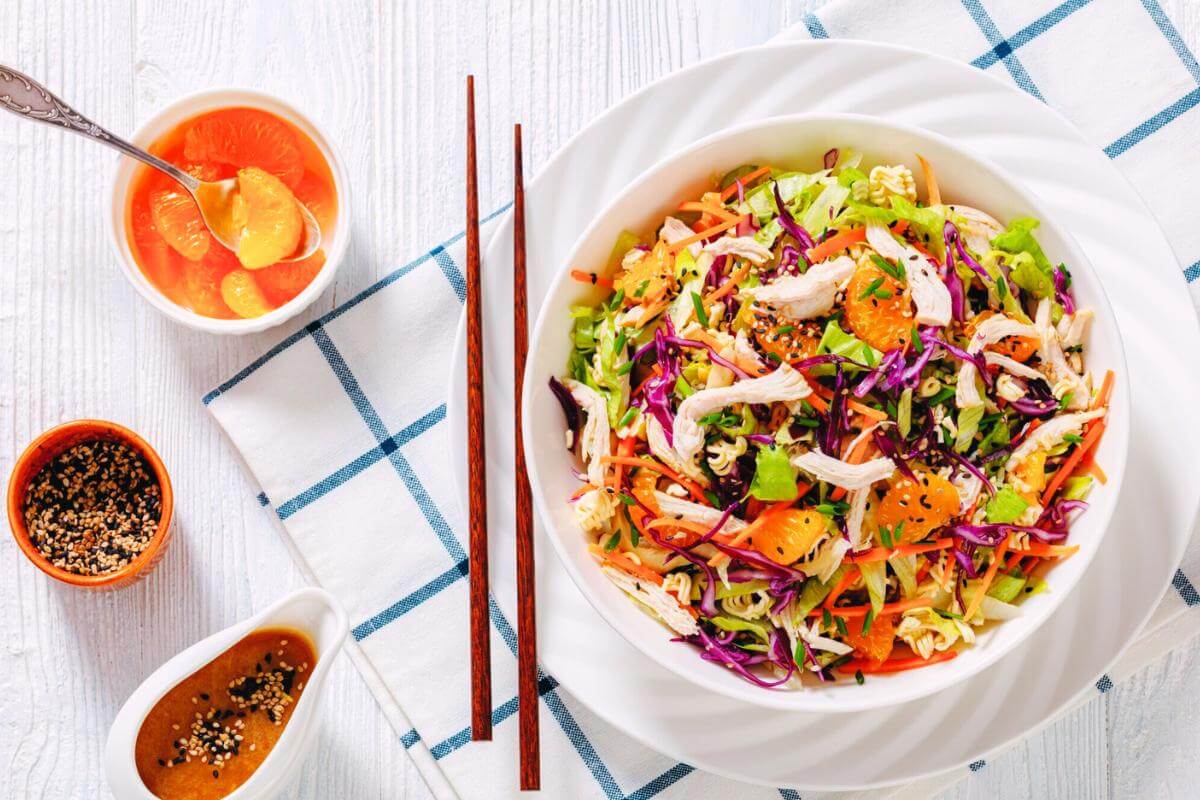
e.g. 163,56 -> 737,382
205,1 -> 1200,798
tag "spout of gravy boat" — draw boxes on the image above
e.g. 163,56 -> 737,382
105,588 -> 348,800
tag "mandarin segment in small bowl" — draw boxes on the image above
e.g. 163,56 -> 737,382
108,89 -> 350,334
7,419 -> 174,590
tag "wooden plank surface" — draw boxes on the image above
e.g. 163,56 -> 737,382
0,2 -> 1197,798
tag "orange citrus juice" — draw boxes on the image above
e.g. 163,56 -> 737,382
124,107 -> 338,319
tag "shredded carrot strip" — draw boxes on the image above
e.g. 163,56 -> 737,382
1040,419 -> 1107,505
1081,457 -> 1108,484
719,166 -> 772,201
823,567 -> 861,610
688,328 -> 767,376
964,536 -> 1011,622
1019,542 -> 1080,559
666,215 -> 743,254
916,154 -> 941,206
811,596 -> 933,619
570,483 -> 601,501
570,269 -> 614,288
805,380 -> 886,421
805,221 -> 909,263
678,201 -> 739,223
837,649 -> 958,674
703,261 -> 752,308
601,456 -> 708,504
847,539 -> 954,563
589,545 -> 663,586
621,298 -> 669,328
1094,369 -> 1115,409
805,227 -> 867,262
611,436 -> 637,489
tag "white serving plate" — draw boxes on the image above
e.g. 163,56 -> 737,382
522,112 -> 1128,713
448,40 -> 1200,789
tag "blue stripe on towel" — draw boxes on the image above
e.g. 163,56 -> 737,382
803,13 -> 828,39
1173,569 -> 1200,606
352,558 -> 470,641
959,0 -> 1046,101
1104,87 -> 1200,158
970,0 -> 1093,70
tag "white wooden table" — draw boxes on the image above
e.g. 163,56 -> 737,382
3,2 -> 1200,797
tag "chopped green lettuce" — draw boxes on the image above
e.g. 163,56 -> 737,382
1063,475 -> 1095,501
607,230 -> 642,269
749,445 -> 799,502
987,572 -> 1027,604
801,183 -> 851,237
985,487 -> 1029,524
889,553 -> 919,599
860,560 -> 888,616
815,319 -> 881,371
955,404 -> 986,453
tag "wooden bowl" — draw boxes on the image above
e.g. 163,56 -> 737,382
7,419 -> 174,589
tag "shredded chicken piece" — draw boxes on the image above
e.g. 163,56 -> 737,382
956,314 -> 1037,408
673,362 -> 812,462
845,488 -> 872,551
790,449 -> 895,490
646,416 -> 708,485
652,491 -> 748,536
563,378 -> 611,486
948,204 -> 1004,257
868,223 -> 952,327
1034,298 -> 1088,410
600,565 -> 699,637
659,216 -> 700,256
1005,409 -> 1105,473
1058,308 -> 1094,350
703,235 -> 773,265
983,350 -> 1044,380
740,256 -> 855,320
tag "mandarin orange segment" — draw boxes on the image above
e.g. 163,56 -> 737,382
183,256 -> 237,319
149,188 -> 210,261
876,470 -> 960,542
844,263 -> 912,351
751,308 -> 819,364
183,108 -> 305,188
233,167 -> 304,269
255,250 -> 325,307
614,242 -> 675,306
131,205 -> 186,304
967,310 -> 1038,362
182,161 -> 223,182
220,269 -> 275,318
291,172 -> 337,234
744,508 -> 829,566
842,613 -> 895,663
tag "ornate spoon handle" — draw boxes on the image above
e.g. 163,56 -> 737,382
0,64 -> 198,191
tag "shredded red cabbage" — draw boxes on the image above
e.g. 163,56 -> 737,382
772,183 -> 816,254
953,539 -> 980,578
951,522 -> 1067,546
1054,266 -> 1076,315
941,221 -> 966,321
684,626 -> 794,688
647,527 -> 720,617
548,377 -> 581,448
872,428 -> 917,481
947,222 -> 991,283
823,148 -> 839,171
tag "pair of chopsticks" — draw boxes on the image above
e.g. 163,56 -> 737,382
465,75 -> 540,791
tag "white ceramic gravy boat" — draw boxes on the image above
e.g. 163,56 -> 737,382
105,588 -> 348,799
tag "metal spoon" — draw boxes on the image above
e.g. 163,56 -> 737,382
0,64 -> 321,263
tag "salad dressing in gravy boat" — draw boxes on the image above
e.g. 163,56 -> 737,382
105,588 -> 348,800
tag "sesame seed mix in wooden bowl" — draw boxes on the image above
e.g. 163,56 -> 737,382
7,420 -> 174,589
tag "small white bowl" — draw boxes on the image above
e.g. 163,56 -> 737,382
522,113 -> 1130,713
104,588 -> 349,799
106,88 -> 351,334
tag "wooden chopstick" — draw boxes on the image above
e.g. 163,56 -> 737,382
513,122 -> 540,790
465,74 -> 492,743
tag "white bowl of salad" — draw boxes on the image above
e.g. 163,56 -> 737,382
522,113 -> 1128,712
